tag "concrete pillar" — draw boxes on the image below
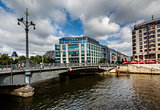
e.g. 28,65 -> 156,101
66,44 -> 69,64
60,45 -> 63,64
84,43 -> 87,64
143,54 -> 145,61
79,44 -> 81,64
156,53 -> 158,61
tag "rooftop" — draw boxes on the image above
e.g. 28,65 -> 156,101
59,36 -> 99,45
11,51 -> 18,57
134,18 -> 160,30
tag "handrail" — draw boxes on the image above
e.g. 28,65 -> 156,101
0,63 -> 118,74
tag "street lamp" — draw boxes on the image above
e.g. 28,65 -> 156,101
17,8 -> 36,69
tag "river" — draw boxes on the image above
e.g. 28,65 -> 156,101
0,74 -> 160,110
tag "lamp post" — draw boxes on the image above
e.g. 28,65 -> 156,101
17,8 -> 36,69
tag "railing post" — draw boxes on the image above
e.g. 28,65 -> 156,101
10,64 -> 13,85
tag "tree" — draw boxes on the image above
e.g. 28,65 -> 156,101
0,54 -> 12,65
11,58 -> 18,64
99,58 -> 105,63
18,55 -> 26,62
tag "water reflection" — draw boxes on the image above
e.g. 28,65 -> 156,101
0,74 -> 160,110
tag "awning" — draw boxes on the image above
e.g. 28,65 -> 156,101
130,61 -> 138,64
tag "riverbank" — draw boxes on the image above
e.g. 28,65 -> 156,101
109,64 -> 160,75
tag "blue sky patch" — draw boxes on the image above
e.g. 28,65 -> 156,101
62,12 -> 83,36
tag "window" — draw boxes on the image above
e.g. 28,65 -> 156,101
144,45 -> 147,48
132,35 -> 136,39
87,44 -> 90,50
133,47 -> 136,50
140,46 -> 143,49
139,30 -> 142,33
139,38 -> 142,41
133,51 -> 136,54
140,50 -> 143,52
63,58 -> 66,60
68,51 -> 79,57
145,49 -> 147,52
68,44 -> 79,50
55,45 -> 60,50
158,39 -> 160,42
144,32 -> 147,35
157,29 -> 160,33
144,41 -> 147,44
87,51 -> 90,56
132,31 -> 136,34
157,25 -> 160,28
81,44 -> 84,50
62,45 -> 66,50
144,37 -> 147,39
139,42 -> 142,45
139,34 -> 142,37
158,34 -> 160,37
150,35 -> 155,38
81,51 -> 85,56
55,52 -> 60,57
133,43 -> 136,46
149,30 -> 155,33
149,26 -> 155,29
158,43 -> 160,46
63,51 -> 66,57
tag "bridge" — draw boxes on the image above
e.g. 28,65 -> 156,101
0,63 -> 116,97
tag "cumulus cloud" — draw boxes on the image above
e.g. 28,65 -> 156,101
107,23 -> 135,56
84,17 -> 120,40
0,4 -> 60,56
1,0 -> 160,56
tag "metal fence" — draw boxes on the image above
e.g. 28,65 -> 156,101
0,63 -> 118,74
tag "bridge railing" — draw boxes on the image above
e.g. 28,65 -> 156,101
0,63 -> 119,73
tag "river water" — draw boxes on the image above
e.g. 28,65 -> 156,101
0,74 -> 160,110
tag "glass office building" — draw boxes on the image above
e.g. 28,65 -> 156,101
55,36 -> 102,64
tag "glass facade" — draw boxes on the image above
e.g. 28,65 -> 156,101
55,36 -> 102,64
68,44 -> 79,50
55,36 -> 128,64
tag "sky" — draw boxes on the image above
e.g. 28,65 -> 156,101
0,0 -> 160,56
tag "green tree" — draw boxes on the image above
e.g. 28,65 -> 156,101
99,58 -> 105,63
0,54 -> 12,65
30,56 -> 35,62
18,55 -> 26,62
34,55 -> 42,64
30,55 -> 54,64
11,58 -> 18,64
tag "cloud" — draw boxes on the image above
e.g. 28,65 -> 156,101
84,17 -> 120,40
0,46 -> 12,54
1,0 -> 160,56
107,22 -> 136,56
2,0 -> 67,24
110,0 -> 160,24
0,6 -> 60,56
